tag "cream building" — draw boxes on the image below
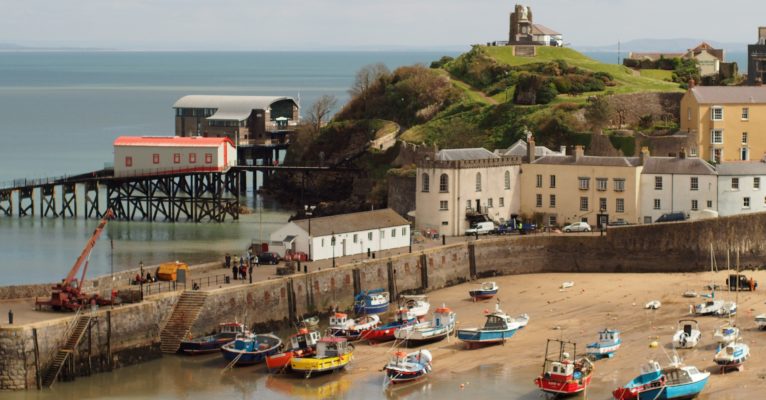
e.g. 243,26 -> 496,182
416,148 -> 522,237
520,146 -> 643,227
680,86 -> 766,162
716,163 -> 766,217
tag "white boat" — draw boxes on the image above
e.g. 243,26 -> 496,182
713,341 -> 750,371
395,306 -> 456,344
683,290 -> 698,298
383,349 -> 432,385
755,314 -> 766,330
715,301 -> 737,317
586,329 -> 621,359
328,312 -> 380,340
713,324 -> 739,345
560,281 -> 574,289
644,300 -> 661,310
512,313 -> 530,329
694,299 -> 723,315
672,319 -> 701,349
399,295 -> 430,319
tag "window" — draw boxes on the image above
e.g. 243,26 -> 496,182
741,147 -> 749,161
707,200 -> 713,208
742,132 -> 749,144
173,153 -> 181,164
579,197 -> 588,211
744,197 -> 751,208
402,227 -> 407,236
441,221 -> 448,226
321,238 -> 325,247
381,230 -> 385,239
711,107 -> 723,121
732,178 -> 739,190
536,194 -> 542,208
475,173 -> 482,192
152,153 -> 160,164
391,229 -> 396,237
536,174 -> 542,188
711,129 -> 723,144
756,177 -> 761,190
690,147 -> 698,157
205,153 -> 213,164
654,199 -> 661,210
578,177 -> 590,190
548,215 -> 557,226
189,153 -> 197,163
596,178 -> 607,191
654,176 -> 663,190
614,179 -> 625,192
439,201 -> 448,210
421,173 -> 430,192
644,216 -> 652,224
487,198 -> 493,208
439,174 -> 448,192
368,232 -> 373,241
499,197 -> 505,207
549,195 -> 556,208
616,198 -> 625,213
125,156 -> 133,167
599,197 -> 607,212
504,171 -> 511,190
466,200 -> 471,210
712,148 -> 722,163
691,200 -> 698,211
742,107 -> 749,120
353,234 -> 358,243
690,177 -> 698,191
550,175 -> 556,188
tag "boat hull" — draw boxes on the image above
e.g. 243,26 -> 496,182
290,353 -> 352,378
222,346 -> 281,366
614,377 -> 708,400
586,342 -> 621,358
385,366 -> 429,384
468,289 -> 498,300
180,338 -> 233,354
266,348 -> 315,371
535,374 -> 592,396
353,303 -> 389,315
457,328 -> 517,346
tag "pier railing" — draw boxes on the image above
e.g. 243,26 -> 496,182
141,273 -> 230,296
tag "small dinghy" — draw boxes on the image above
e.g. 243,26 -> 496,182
266,329 -> 322,372
560,281 -> 575,289
395,306 -> 456,345
534,339 -> 593,396
179,322 -> 245,355
457,302 -> 521,348
354,289 -> 390,315
612,358 -> 709,400
290,337 -> 354,378
695,299 -> 723,315
512,313 -> 530,329
713,324 -> 739,345
399,295 -> 430,319
328,312 -> 380,341
713,340 -> 750,372
645,300 -> 661,310
586,329 -> 621,359
672,319 -> 701,349
755,314 -> 766,330
221,332 -> 282,366
469,281 -> 499,301
682,290 -> 698,298
383,349 -> 432,385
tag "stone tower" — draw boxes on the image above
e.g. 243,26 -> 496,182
509,4 -> 533,43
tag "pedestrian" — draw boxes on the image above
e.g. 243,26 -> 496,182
517,220 -> 523,235
248,263 -> 254,284
232,262 -> 238,280
146,272 -> 153,283
240,263 -> 247,281
255,255 -> 260,268
225,253 -> 231,269
240,255 -> 245,267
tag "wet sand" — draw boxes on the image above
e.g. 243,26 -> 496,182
342,271 -> 766,398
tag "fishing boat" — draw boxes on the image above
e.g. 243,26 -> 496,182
457,302 -> 520,348
612,358 -> 710,400
328,312 -> 380,340
395,305 -> 456,345
512,313 -> 530,329
534,339 -> 593,396
383,349 -> 433,385
713,323 -> 739,345
290,337 -> 354,378
468,281 -> 499,301
715,301 -> 737,317
672,319 -> 701,349
694,299 -> 723,315
359,308 -> 418,343
755,314 -> 766,329
399,295 -> 430,319
220,332 -> 282,366
179,322 -> 245,354
586,329 -> 621,359
354,289 -> 390,315
266,329 -> 322,372
713,340 -> 750,371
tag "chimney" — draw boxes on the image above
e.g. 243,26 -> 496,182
574,145 -> 584,161
639,146 -> 650,165
679,147 -> 687,159
688,78 -> 696,89
527,135 -> 536,162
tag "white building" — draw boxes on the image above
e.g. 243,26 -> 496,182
113,136 -> 237,178
639,154 -> 717,223
416,148 -> 522,237
269,209 -> 410,261
716,163 -> 766,216
531,24 -> 563,47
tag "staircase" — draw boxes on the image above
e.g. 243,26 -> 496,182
160,291 -> 209,354
42,313 -> 92,388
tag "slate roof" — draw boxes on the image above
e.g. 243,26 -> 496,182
531,24 -> 561,36
532,155 -> 641,167
716,162 -> 766,176
293,209 -> 409,237
500,139 -> 563,157
435,148 -> 499,161
689,86 -> 766,104
641,157 -> 717,175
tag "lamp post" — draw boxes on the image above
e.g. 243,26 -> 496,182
304,205 -> 316,260
331,232 -> 336,268
139,261 -> 144,301
598,207 -> 607,237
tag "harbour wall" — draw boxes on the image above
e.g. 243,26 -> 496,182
4,212 -> 766,389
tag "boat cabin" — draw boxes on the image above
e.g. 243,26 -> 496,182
290,329 -> 321,350
395,308 -> 417,322
316,337 -> 349,358
480,282 -> 498,291
547,360 -> 575,379
219,322 -> 246,335
663,366 -> 696,385
598,329 -> 620,343
483,313 -> 511,330
434,307 -> 454,326
329,313 -> 348,327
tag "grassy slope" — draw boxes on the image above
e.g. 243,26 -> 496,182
639,69 -> 673,81
433,69 -> 495,105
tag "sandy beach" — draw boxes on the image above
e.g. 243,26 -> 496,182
338,271 -> 766,398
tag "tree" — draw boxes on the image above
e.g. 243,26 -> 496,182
349,63 -> 390,113
307,95 -> 338,133
584,95 -> 613,134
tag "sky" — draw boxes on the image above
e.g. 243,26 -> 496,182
0,0 -> 763,51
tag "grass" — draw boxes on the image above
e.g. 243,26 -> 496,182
639,69 -> 673,81
433,69 -> 495,105
373,119 -> 399,139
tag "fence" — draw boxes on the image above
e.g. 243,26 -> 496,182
141,273 -> 230,296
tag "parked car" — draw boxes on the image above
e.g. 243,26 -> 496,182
465,221 -> 496,236
257,252 -> 281,265
727,274 -> 757,291
655,212 -> 687,223
562,222 -> 591,233
494,222 -> 515,235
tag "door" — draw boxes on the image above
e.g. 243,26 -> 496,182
342,239 -> 347,257
475,199 -> 481,213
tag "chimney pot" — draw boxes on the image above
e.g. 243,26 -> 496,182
679,147 -> 687,159
574,145 -> 584,161
639,146 -> 650,165
527,135 -> 536,162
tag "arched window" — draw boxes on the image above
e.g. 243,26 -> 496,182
422,173 -> 430,192
439,174 -> 449,192
504,170 -> 511,190
475,172 -> 482,192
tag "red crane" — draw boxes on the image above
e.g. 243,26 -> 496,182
36,209 -> 115,311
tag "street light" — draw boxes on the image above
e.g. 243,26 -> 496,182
331,232 -> 336,268
139,260 -> 144,301
304,205 -> 316,260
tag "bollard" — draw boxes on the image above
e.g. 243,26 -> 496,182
367,248 -> 371,258
304,265 -> 308,273
8,310 -> 13,325
442,235 -> 446,245
372,252 -> 376,259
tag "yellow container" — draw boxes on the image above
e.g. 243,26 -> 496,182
156,261 -> 189,281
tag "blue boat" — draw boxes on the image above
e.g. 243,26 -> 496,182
456,303 -> 520,348
586,328 -> 621,359
612,359 -> 710,400
468,281 -> 499,301
353,289 -> 390,315
221,332 -> 283,366
179,322 -> 245,354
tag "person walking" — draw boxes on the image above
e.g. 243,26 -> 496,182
225,253 -> 231,269
240,263 -> 247,281
248,263 -> 254,284
231,262 -> 238,281
255,255 -> 260,268
240,255 -> 245,267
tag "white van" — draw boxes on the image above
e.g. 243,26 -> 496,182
465,221 -> 496,236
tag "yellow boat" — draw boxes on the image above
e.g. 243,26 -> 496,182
290,337 -> 354,378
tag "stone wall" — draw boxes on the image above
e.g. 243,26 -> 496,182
386,174 -> 416,218
608,92 -> 683,127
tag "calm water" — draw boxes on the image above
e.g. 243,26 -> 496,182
0,51 -> 456,285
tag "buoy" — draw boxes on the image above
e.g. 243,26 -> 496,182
483,309 -> 489,314
460,383 -> 465,390
649,341 -> 659,348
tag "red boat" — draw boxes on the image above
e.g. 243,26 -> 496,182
534,339 -> 594,396
359,308 -> 418,343
265,329 -> 321,372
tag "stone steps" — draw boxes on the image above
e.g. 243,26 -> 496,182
159,291 -> 209,354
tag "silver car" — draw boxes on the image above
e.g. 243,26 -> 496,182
563,222 -> 591,233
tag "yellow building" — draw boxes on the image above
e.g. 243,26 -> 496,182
680,86 -> 766,162
520,146 -> 644,227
